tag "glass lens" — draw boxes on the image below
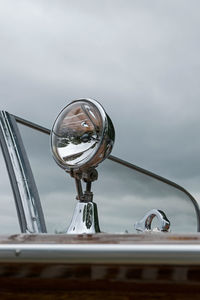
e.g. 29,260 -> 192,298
51,101 -> 103,168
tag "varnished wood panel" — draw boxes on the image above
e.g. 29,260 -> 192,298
1,233 -> 200,245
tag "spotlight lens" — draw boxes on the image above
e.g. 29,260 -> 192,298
51,99 -> 114,171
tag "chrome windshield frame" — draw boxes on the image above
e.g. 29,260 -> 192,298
0,111 -> 47,233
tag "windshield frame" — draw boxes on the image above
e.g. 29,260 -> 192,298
0,111 -> 199,233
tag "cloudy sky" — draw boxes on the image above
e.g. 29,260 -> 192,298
1,0 -> 200,203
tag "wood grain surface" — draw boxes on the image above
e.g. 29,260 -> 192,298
1,233 -> 200,244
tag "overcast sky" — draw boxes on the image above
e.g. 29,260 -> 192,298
1,0 -> 200,201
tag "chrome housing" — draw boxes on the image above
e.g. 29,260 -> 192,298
50,99 -> 115,234
50,99 -> 115,172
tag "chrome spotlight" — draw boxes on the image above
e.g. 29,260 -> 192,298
51,99 -> 115,234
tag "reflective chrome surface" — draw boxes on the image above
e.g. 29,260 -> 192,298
67,201 -> 100,234
0,144 -> 20,233
0,111 -> 46,233
134,209 -> 170,232
50,99 -> 115,235
51,99 -> 115,171
1,241 -> 200,265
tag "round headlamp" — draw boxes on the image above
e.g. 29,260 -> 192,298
50,99 -> 115,172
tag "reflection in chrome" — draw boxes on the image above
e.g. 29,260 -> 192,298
0,111 -> 46,233
51,99 -> 115,234
67,201 -> 100,234
51,99 -> 115,171
134,209 -> 170,233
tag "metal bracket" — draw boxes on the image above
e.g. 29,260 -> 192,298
70,167 -> 98,202
67,201 -> 100,234
67,167 -> 101,234
134,209 -> 170,233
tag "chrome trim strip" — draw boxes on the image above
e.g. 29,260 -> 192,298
0,111 -> 47,233
0,115 -> 26,232
13,114 -> 50,135
0,243 -> 200,265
